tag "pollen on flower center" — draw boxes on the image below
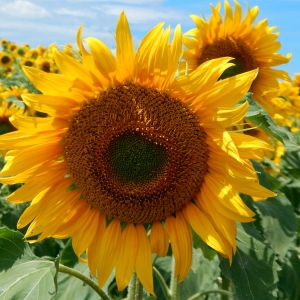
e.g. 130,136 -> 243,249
64,83 -> 209,223
198,36 -> 257,79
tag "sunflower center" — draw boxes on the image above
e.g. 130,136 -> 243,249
64,83 -> 209,223
107,131 -> 168,186
1,56 -> 10,64
198,36 -> 257,79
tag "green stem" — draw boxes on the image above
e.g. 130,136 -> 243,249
170,256 -> 179,300
187,289 -> 234,300
153,267 -> 171,300
221,274 -> 231,300
127,271 -> 137,300
135,275 -> 144,300
128,270 -> 144,300
58,264 -> 110,300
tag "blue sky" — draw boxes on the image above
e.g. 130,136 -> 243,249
0,0 -> 299,77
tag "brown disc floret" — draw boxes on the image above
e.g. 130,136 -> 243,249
198,36 -> 257,80
64,83 -> 209,223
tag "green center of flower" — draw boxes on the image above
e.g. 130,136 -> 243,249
107,131 -> 168,186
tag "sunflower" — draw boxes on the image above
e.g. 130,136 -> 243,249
1,85 -> 29,101
0,101 -> 26,135
1,39 -> 8,46
0,51 -> 14,68
8,42 -> 17,53
20,58 -> 35,68
183,0 -> 291,110
36,57 -> 55,73
0,12 -> 275,295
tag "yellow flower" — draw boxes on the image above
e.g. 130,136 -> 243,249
36,57 -> 55,73
8,42 -> 17,53
0,12 -> 275,295
0,51 -> 14,68
1,39 -> 8,46
1,85 -> 29,101
63,43 -> 74,56
183,0 -> 291,108
0,102 -> 26,135
20,58 -> 35,68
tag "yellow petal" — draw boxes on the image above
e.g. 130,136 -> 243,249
52,47 -> 95,88
201,101 -> 249,128
183,202 -> 227,255
97,219 -> 121,288
22,93 -> 79,117
116,11 -> 135,82
203,174 -> 256,220
7,163 -> 67,203
87,213 -> 106,277
150,221 -> 169,257
135,223 -> 155,296
205,128 -> 241,163
85,37 -> 116,83
0,130 -> 64,150
161,24 -> 182,90
0,142 -> 63,177
115,223 -> 138,291
72,208 -> 99,256
166,211 -> 192,282
22,66 -> 74,96
9,115 -> 69,132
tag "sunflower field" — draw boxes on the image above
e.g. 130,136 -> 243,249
0,1 -> 300,300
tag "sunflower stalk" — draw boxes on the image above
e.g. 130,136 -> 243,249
170,256 -> 179,300
153,267 -> 171,299
128,269 -> 144,300
58,264 -> 111,300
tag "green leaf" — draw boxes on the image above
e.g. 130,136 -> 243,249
153,256 -> 172,299
219,223 -> 280,300
179,250 -> 221,299
0,227 -> 57,300
239,93 -> 299,149
56,263 -> 107,300
251,160 -> 271,190
278,252 -> 300,299
253,193 -> 298,257
59,238 -> 78,268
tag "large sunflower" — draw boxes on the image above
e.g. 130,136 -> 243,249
183,0 -> 291,110
0,12 -> 275,295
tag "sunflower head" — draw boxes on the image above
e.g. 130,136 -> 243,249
0,12 -> 276,295
0,101 -> 26,135
8,43 -> 17,53
183,0 -> 291,107
0,52 -> 14,68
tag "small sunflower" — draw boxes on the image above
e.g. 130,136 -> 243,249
183,0 -> 291,109
8,42 -> 17,53
0,51 -> 14,68
0,12 -> 275,294
1,85 -> 29,101
36,57 -> 55,73
20,58 -> 35,68
1,39 -> 8,46
0,101 -> 26,135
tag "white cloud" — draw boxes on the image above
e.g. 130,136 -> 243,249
0,0 -> 49,18
55,8 -> 96,18
93,5 -> 183,24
